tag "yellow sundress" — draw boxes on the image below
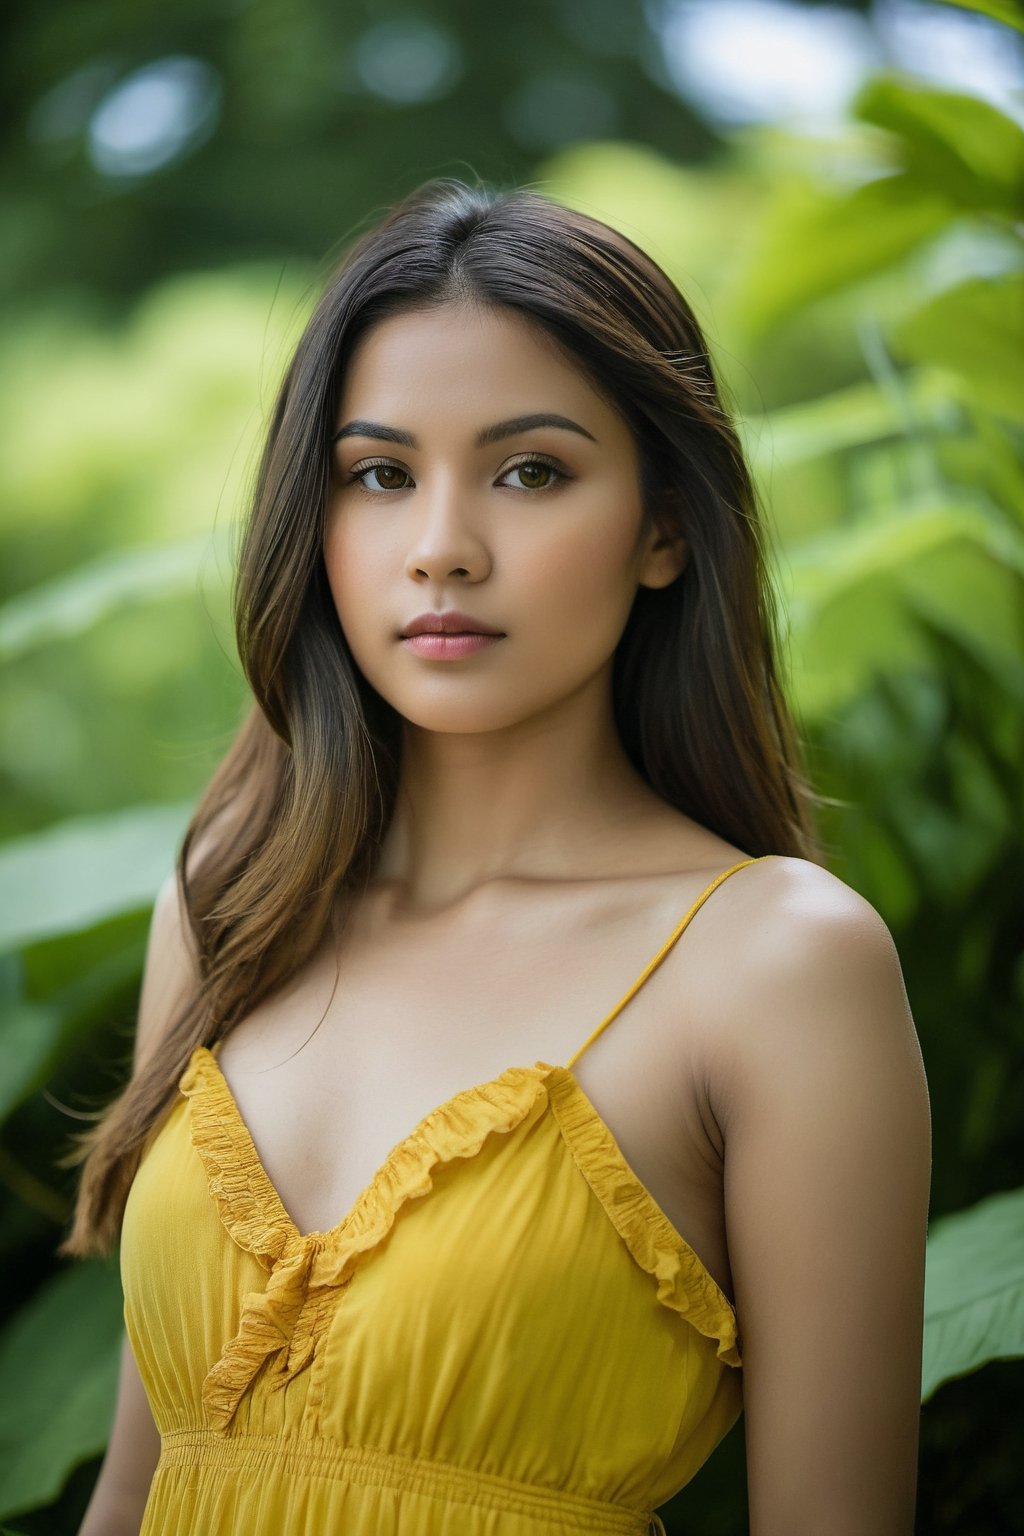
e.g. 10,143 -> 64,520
120,856 -> 765,1533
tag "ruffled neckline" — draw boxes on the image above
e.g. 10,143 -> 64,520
179,1044 -> 551,1267
178,1044 -> 741,1430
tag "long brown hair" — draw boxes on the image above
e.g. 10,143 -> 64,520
58,175 -> 823,1259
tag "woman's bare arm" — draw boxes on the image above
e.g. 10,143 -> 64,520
77,871 -> 198,1536
714,860 -> 932,1536
77,1336 -> 162,1536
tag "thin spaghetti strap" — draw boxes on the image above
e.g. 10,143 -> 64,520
564,856 -> 770,1071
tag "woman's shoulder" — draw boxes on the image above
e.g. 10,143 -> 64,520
132,811 -> 233,1074
732,852 -> 899,976
683,853 -> 911,1080
712,852 -> 903,995
722,851 -> 893,950
133,870 -> 198,1074
637,808 -> 891,954
614,811 -> 896,993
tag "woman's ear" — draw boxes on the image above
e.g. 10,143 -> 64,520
638,524 -> 689,590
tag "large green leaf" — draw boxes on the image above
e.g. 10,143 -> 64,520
730,171 -> 952,339
17,909 -> 151,1003
0,959 -> 61,1126
739,375 -> 950,474
0,942 -> 146,1125
786,498 -> 1024,602
923,1185 -> 1024,1401
0,803 -> 191,951
935,0 -> 1024,32
0,532 -> 231,661
0,997 -> 63,1125
895,275 -> 1024,424
0,1261 -> 122,1518
783,498 -> 1024,715
854,74 -> 1024,216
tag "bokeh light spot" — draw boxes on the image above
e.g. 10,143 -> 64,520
87,56 -> 222,178
353,21 -> 462,105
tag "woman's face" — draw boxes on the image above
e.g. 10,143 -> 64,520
323,300 -> 685,735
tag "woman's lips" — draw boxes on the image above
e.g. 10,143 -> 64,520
400,633 -> 503,658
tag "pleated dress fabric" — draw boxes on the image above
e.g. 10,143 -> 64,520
120,856 -> 766,1534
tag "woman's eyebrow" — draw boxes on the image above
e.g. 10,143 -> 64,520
332,413 -> 599,448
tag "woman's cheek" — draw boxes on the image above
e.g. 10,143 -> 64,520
520,513 -> 639,638
322,522 -> 390,651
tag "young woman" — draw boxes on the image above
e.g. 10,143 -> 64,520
68,177 -> 931,1536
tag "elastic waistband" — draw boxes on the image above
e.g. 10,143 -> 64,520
159,1429 -> 660,1533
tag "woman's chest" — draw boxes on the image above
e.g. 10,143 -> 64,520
213,890 -> 734,1301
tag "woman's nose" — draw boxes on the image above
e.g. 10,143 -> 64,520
404,479 -> 491,582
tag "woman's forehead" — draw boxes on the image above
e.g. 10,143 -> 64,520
335,303 -> 624,436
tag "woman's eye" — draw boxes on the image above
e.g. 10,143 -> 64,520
501,458 -> 564,491
350,462 -> 411,493
346,455 -> 566,495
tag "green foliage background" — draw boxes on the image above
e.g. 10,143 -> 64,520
0,1 -> 1022,1531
